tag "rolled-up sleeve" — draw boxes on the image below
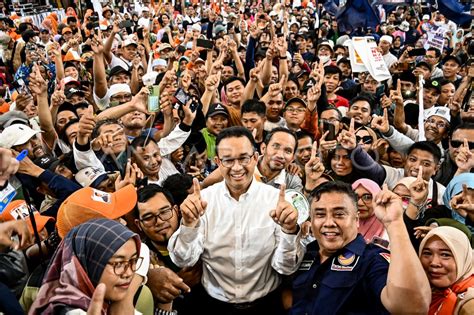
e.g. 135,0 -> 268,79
168,223 -> 205,268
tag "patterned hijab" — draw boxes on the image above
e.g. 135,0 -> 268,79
29,219 -> 140,314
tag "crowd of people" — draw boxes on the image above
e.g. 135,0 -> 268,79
0,0 -> 473,314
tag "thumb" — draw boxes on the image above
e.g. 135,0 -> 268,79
87,283 -> 106,315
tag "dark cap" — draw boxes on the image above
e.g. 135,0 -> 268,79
65,87 -> 85,99
34,155 -> 61,172
285,97 -> 307,109
442,55 -> 462,67
399,71 -> 417,85
206,103 -> 229,118
424,79 -> 440,93
296,69 -> 310,79
415,60 -> 432,71
109,66 -> 131,78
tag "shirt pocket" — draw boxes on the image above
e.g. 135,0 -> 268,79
244,225 -> 276,264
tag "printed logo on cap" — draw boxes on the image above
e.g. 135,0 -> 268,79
91,189 -> 111,204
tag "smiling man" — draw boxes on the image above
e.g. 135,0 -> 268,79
168,126 -> 304,314
289,181 -> 431,314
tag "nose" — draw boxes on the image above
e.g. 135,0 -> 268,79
322,215 -> 336,227
430,254 -> 442,268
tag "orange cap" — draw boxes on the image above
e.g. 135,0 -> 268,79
56,185 -> 137,238
0,200 -> 55,234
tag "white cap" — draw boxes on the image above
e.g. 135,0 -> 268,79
191,24 -> 201,32
427,106 -> 451,123
152,58 -> 167,68
75,167 -> 108,187
0,124 -> 41,149
121,38 -> 137,47
422,14 -> 430,21
109,84 -> 131,97
380,35 -> 393,44
398,21 -> 410,32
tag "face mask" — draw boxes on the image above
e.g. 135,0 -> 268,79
434,21 -> 444,27
318,55 -> 330,64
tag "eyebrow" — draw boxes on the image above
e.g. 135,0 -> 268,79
140,205 -> 172,216
110,252 -> 138,260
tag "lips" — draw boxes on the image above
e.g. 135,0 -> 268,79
116,282 -> 131,290
321,231 -> 341,240
230,172 -> 245,180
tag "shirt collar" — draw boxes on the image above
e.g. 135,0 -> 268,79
254,158 -> 286,185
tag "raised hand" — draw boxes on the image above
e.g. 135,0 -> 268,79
115,161 -> 141,191
269,184 -> 298,234
319,130 -> 337,152
131,87 -> 151,113
373,184 -> 404,227
389,79 -> 403,107
409,166 -> 429,205
87,283 -> 106,315
305,141 -> 325,191
268,74 -> 286,98
182,98 -> 197,126
450,184 -> 474,220
0,148 -> 19,186
371,108 -> 390,134
307,85 -> 321,111
180,178 -> 208,228
337,118 -> 356,150
29,64 -> 48,96
205,71 -> 221,92
77,105 -> 96,145
455,138 -> 474,172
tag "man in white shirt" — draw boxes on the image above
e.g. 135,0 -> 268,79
168,126 -> 304,314
137,8 -> 151,28
379,35 -> 398,69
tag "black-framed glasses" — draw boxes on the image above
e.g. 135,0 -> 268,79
139,207 -> 174,227
450,140 -> 474,150
357,194 -> 373,205
218,153 -> 254,168
108,257 -> 143,276
356,135 -> 373,145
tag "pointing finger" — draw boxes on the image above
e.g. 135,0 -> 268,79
417,165 -> 423,181
311,141 -> 318,158
464,138 -> 469,150
383,108 -> 388,121
278,184 -> 287,204
192,178 -> 201,197
462,183 -> 469,198
396,79 -> 401,95
349,118 -> 355,133
279,74 -> 286,86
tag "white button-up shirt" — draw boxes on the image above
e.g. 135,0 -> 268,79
168,179 -> 305,303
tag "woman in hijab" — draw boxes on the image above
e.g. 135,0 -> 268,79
30,219 -> 142,314
352,178 -> 387,243
419,226 -> 474,314
443,173 -> 474,232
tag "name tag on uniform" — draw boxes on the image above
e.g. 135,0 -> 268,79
331,251 -> 360,271
299,260 -> 314,271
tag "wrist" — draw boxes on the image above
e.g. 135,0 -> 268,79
282,224 -> 299,235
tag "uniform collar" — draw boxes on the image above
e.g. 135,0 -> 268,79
306,234 -> 367,257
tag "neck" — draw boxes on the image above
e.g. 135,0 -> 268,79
125,127 -> 142,138
268,116 -> 280,123
286,122 -> 300,132
151,240 -> 167,252
255,130 -> 263,143
258,159 -> 280,181
226,183 -> 250,201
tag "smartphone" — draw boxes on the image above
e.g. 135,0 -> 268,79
189,95 -> 201,113
174,88 -> 189,108
408,48 -> 426,57
12,78 -> 31,95
148,85 -> 160,113
397,62 -> 414,71
196,38 -> 214,50
375,84 -> 386,99
120,20 -> 134,28
323,121 -> 336,141
137,27 -> 144,40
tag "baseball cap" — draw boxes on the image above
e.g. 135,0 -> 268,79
398,21 -> 410,32
152,59 -> 167,68
380,35 -> 393,44
0,111 -> 29,129
0,200 -> 54,234
318,40 -> 334,51
63,50 -> 82,62
158,43 -> 173,52
427,106 -> 451,123
56,184 -> 137,238
63,76 -> 81,87
424,79 -> 440,94
109,84 -> 132,97
191,24 -> 201,32
75,167 -> 109,188
62,27 -> 73,35
422,14 -> 430,21
109,66 -> 131,78
442,55 -> 462,67
0,124 -> 41,149
121,38 -> 138,48
206,103 -> 229,118
416,60 -> 432,71
285,97 -> 307,109
34,155 -> 61,172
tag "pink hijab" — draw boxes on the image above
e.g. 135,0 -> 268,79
352,179 -> 385,243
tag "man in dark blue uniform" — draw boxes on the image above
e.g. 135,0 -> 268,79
289,181 -> 431,315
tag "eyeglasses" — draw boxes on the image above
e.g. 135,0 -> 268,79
357,194 -> 373,205
110,94 -> 133,103
108,257 -> 143,276
319,118 -> 340,124
450,140 -> 474,150
139,207 -> 174,227
286,107 -> 306,114
356,135 -> 373,145
425,118 -> 448,129
218,153 -> 254,168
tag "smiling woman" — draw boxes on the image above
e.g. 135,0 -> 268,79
419,226 -> 474,315
29,219 -> 142,314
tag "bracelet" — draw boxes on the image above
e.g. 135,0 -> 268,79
155,308 -> 178,315
279,56 -> 287,59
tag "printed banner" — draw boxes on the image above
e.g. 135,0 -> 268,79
424,24 -> 447,52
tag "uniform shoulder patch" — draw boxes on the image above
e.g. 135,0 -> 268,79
379,252 -> 390,263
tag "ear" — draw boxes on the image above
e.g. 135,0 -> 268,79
260,142 -> 266,153
134,219 -> 142,231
